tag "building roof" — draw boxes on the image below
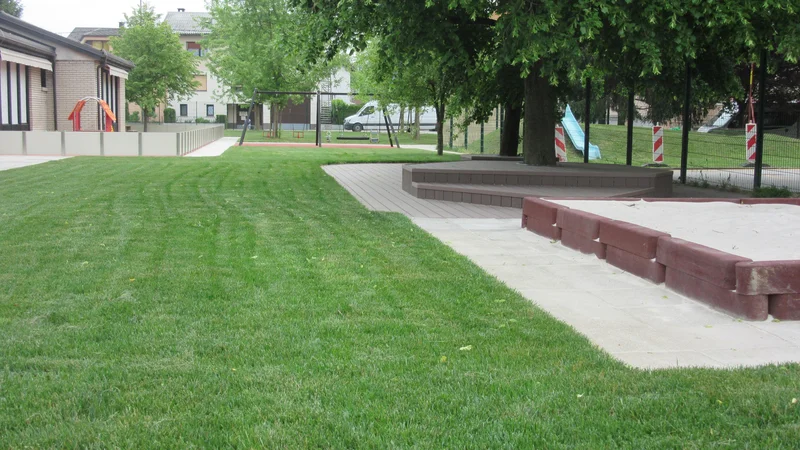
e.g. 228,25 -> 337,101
163,11 -> 211,35
67,27 -> 121,42
0,12 -> 134,70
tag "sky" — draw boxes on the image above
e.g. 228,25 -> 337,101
18,0 -> 209,36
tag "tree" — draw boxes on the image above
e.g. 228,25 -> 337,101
204,0 -> 343,135
110,4 -> 198,131
0,0 -> 22,17
296,0 -> 493,154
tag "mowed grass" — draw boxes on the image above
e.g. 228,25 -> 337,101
1,146 -> 799,447
224,129 -> 440,146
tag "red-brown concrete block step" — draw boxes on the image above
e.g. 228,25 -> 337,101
522,197 -> 566,225
656,237 -> 751,290
665,268 -> 768,320
526,218 -> 562,241
740,198 -> 800,206
606,246 -> 666,284
769,294 -> 800,320
561,229 -> 606,259
735,260 -> 800,295
599,220 -> 669,259
556,208 -> 608,239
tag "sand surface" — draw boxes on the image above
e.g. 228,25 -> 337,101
552,200 -> 800,261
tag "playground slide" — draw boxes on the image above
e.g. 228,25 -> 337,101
698,105 -> 738,133
562,105 -> 601,160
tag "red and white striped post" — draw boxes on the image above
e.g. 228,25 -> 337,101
746,123 -> 757,164
554,125 -> 567,162
652,125 -> 664,163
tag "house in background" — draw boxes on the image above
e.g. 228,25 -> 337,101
163,9 -> 245,127
0,12 -> 133,132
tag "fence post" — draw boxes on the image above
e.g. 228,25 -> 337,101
583,78 -> 592,164
480,122 -> 485,154
100,131 -> 105,156
449,116 -> 453,149
138,132 -> 143,156
753,49 -> 767,190
60,131 -> 66,156
679,61 -> 692,184
21,131 -> 27,155
176,133 -> 181,156
626,87 -> 634,166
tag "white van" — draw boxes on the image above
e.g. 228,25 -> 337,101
343,100 -> 438,132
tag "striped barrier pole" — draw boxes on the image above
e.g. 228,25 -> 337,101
652,125 -> 664,163
746,123 -> 757,164
554,125 -> 567,162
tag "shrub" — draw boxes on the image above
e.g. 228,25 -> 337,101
753,186 -> 793,198
195,117 -> 211,123
331,99 -> 361,125
127,111 -> 140,123
215,115 -> 227,124
164,108 -> 177,123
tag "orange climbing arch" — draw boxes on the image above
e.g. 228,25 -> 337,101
68,97 -> 116,132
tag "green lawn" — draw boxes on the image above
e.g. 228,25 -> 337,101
224,129 -> 440,146
450,125 -> 800,169
1,147 -> 799,447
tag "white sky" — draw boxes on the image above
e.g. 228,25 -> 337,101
19,0 -> 209,36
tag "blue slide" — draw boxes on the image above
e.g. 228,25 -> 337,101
562,105 -> 601,160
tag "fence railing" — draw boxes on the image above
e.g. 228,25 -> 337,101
0,125 -> 224,157
444,116 -> 800,193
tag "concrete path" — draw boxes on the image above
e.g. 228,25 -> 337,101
0,156 -> 70,172
413,218 -> 800,369
323,163 -> 519,219
185,137 -> 239,157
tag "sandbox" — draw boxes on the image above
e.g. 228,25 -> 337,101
521,197 -> 800,321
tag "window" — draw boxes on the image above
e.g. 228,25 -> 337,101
194,74 -> 207,91
206,104 -> 215,117
360,106 -> 374,116
187,42 -> 203,57
40,69 -> 47,88
86,40 -> 111,51
179,104 -> 188,116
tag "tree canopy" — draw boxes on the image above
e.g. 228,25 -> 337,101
0,0 -> 23,17
111,4 -> 198,131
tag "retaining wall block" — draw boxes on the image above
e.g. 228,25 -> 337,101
606,246 -> 666,284
599,220 -> 669,259
735,261 -> 800,295
665,268 -> 768,321
657,237 -> 750,290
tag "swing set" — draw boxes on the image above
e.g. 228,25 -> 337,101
237,89 -> 399,147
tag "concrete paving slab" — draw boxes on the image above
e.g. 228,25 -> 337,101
185,137 -> 238,157
0,156 -> 70,172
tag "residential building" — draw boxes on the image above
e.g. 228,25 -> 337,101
0,12 -> 133,132
163,9 -> 241,126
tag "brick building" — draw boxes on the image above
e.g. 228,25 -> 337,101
0,12 -> 133,132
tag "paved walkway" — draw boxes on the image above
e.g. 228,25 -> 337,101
185,137 -> 239,157
0,155 -> 70,172
323,164 -> 519,219
327,163 -> 800,369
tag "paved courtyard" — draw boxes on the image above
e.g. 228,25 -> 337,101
326,162 -> 800,369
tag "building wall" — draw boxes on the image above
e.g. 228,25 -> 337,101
168,34 -> 230,124
28,67 -> 55,131
55,60 -> 99,131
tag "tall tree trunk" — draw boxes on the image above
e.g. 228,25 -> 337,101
413,107 -> 421,140
435,101 -> 445,155
143,107 -> 149,132
499,102 -> 521,156
616,93 -> 626,126
523,62 -> 557,166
